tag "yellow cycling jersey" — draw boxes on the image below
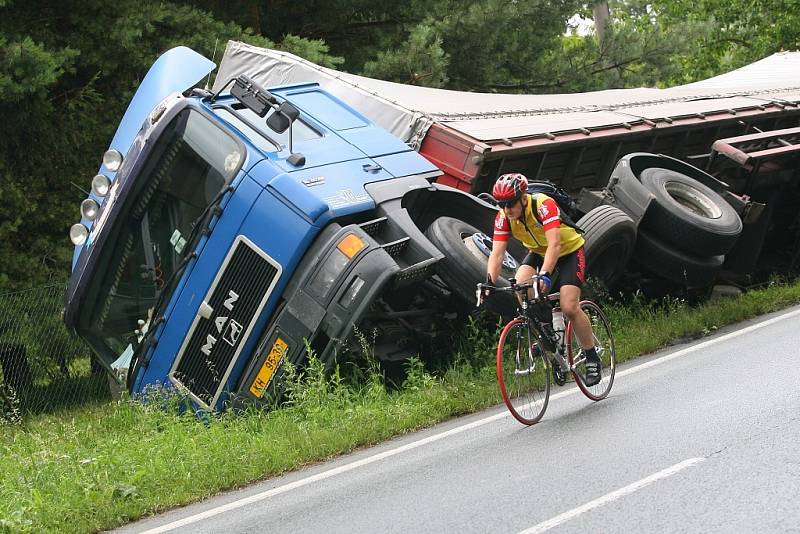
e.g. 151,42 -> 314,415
493,193 -> 584,256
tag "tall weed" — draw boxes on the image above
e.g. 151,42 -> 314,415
0,383 -> 21,425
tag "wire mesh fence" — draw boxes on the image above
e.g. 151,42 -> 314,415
0,283 -> 111,421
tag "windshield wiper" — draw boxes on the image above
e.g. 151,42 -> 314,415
126,249 -> 196,388
126,184 -> 234,388
182,184 -> 234,255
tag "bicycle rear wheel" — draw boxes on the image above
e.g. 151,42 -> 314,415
566,300 -> 616,400
496,319 -> 550,425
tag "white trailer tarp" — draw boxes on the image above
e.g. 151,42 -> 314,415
214,41 -> 800,147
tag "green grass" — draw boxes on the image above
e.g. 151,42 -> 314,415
3,278 -> 800,533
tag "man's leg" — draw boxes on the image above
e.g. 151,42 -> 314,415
558,246 -> 603,385
559,285 -> 593,349
515,252 -> 540,303
515,263 -> 536,304
560,285 -> 601,385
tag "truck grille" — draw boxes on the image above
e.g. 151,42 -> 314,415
171,236 -> 280,408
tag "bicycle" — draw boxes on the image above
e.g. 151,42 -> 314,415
477,276 -> 616,425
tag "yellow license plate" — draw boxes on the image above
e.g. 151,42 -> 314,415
249,337 -> 288,398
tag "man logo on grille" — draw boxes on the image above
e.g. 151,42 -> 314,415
223,320 -> 243,347
200,290 -> 242,356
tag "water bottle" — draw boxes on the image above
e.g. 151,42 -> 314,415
551,308 -> 568,370
551,308 -> 565,344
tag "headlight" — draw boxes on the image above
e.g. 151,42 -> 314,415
69,223 -> 89,245
102,149 -> 123,172
91,174 -> 111,197
308,248 -> 349,299
307,233 -> 367,299
80,199 -> 100,220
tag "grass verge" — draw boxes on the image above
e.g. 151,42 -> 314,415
2,278 -> 800,533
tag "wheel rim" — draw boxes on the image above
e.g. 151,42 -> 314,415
497,320 -> 550,425
468,232 -> 518,272
566,301 -> 615,401
664,181 -> 722,219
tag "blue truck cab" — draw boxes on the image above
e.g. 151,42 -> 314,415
63,47 -> 497,411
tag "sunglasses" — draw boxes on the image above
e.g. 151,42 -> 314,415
497,198 -> 520,209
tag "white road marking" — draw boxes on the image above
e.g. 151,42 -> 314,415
615,305 -> 800,379
137,306 -> 800,533
518,457 -> 706,534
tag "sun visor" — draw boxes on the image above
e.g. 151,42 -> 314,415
107,47 -> 215,168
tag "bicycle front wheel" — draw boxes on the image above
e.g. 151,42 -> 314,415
496,319 -> 550,425
566,300 -> 616,401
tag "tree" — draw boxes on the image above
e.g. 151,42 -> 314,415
362,23 -> 449,87
533,0 -> 717,91
645,0 -> 800,82
0,0 -> 341,290
187,0 -> 582,91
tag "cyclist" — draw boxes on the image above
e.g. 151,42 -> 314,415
482,172 -> 602,386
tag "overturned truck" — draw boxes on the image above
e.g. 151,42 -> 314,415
218,42 -> 800,290
64,45 -> 800,412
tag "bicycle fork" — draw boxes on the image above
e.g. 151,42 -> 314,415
513,344 -> 537,376
512,330 -> 539,377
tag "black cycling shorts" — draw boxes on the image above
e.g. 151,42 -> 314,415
521,246 -> 587,288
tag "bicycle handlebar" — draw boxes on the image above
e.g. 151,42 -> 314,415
476,275 -> 548,307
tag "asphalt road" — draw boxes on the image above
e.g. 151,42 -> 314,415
119,305 -> 800,534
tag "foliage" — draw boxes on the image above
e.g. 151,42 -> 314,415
362,23 -> 450,87
3,0 -> 800,290
418,0 -> 580,91
185,0 -> 800,94
0,1 -> 339,291
645,0 -> 800,82
543,2 -> 715,90
0,383 -> 21,425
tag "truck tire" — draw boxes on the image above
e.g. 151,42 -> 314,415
577,205 -> 637,288
639,168 -> 742,255
634,229 -> 724,287
425,216 -> 516,317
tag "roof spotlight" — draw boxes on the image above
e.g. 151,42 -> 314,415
103,149 -> 123,172
80,199 -> 100,221
69,223 -> 89,246
91,174 -> 111,197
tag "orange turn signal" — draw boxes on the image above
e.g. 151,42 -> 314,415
337,233 -> 365,259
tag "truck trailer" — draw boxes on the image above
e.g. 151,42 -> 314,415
216,42 -> 800,286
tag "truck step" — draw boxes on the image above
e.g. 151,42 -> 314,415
381,237 -> 410,258
359,216 -> 388,236
394,257 -> 438,285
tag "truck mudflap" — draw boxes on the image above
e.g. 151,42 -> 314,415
232,214 -> 442,407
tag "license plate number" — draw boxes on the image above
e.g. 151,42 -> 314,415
249,337 -> 288,398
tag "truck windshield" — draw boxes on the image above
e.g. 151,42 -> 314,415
77,108 -> 242,369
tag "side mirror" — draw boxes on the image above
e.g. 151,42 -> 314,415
266,102 -> 301,133
229,75 -> 276,117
